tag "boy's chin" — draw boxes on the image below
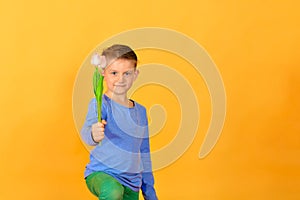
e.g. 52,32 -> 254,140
111,89 -> 128,96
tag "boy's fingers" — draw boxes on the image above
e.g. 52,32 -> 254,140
96,122 -> 103,128
101,119 -> 107,125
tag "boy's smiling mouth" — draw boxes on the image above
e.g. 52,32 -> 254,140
114,84 -> 126,87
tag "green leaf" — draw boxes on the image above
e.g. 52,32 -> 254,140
94,72 -> 104,122
93,68 -> 100,95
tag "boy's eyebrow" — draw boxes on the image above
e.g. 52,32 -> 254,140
106,68 -> 119,72
107,68 -> 135,72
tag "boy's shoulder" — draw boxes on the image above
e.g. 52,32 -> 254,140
131,99 -> 146,110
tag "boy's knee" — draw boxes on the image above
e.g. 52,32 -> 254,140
105,189 -> 123,200
99,180 -> 124,200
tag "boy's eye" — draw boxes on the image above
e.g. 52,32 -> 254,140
111,72 -> 117,75
125,72 -> 132,76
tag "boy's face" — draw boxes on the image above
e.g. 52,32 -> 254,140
103,58 -> 139,97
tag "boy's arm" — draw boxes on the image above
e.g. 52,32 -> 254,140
140,121 -> 158,200
80,98 -> 99,146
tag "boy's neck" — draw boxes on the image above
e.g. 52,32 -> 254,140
105,92 -> 134,108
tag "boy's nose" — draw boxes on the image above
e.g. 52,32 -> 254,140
117,74 -> 125,82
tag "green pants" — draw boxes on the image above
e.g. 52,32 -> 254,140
85,172 -> 139,200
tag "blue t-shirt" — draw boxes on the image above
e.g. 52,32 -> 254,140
81,95 -> 158,199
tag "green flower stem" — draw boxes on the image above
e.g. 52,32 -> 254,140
97,98 -> 101,122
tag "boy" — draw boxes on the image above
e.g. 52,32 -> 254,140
81,44 -> 158,200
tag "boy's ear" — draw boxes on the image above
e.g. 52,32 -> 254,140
134,69 -> 139,80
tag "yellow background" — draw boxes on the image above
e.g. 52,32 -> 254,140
0,0 -> 299,199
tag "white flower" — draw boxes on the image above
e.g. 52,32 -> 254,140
91,53 -> 101,66
99,55 -> 107,69
91,53 -> 107,69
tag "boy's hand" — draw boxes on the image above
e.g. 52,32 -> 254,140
91,120 -> 107,143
